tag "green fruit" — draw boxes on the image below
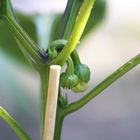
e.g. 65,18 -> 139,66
60,73 -> 79,89
74,64 -> 90,82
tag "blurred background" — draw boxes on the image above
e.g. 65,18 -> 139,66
0,0 -> 140,139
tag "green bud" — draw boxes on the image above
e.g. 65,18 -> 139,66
48,47 -> 57,60
74,64 -> 90,82
47,39 -> 67,60
72,82 -> 88,93
59,94 -> 68,108
60,73 -> 79,89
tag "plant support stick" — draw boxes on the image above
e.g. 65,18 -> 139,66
43,65 -> 61,140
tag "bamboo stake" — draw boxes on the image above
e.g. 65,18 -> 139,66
43,65 -> 61,140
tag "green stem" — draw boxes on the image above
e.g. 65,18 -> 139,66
0,0 -> 46,68
62,0 -> 82,67
71,50 -> 81,65
62,0 -> 83,68
0,106 -> 30,140
52,1 -> 94,139
66,57 -> 75,74
59,0 -> 73,37
40,69 -> 49,139
15,37 -> 38,69
51,0 -> 96,66
63,0 -> 83,39
4,16 -> 43,65
54,106 -> 65,140
63,53 -> 140,115
0,0 -> 17,19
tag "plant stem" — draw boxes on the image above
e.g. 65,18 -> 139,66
0,106 -> 30,140
51,0 -> 96,66
54,106 -> 64,140
0,0 -> 48,67
63,0 -> 83,39
62,53 -> 140,115
40,69 -> 49,139
62,0 -> 82,67
3,16 -> 44,65
71,50 -> 81,65
51,1 -> 95,139
0,0 -> 17,20
66,57 -> 75,74
59,0 -> 73,37
15,37 -> 39,69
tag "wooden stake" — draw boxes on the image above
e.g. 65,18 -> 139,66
43,65 -> 61,140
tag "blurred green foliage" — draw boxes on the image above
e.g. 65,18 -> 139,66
0,0 -> 106,66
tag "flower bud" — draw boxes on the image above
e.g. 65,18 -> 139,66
60,73 -> 79,89
59,94 -> 68,108
48,47 -> 57,60
74,64 -> 90,82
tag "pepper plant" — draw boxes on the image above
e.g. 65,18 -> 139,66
0,0 -> 140,140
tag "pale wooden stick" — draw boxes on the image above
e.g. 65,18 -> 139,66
43,65 -> 61,140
